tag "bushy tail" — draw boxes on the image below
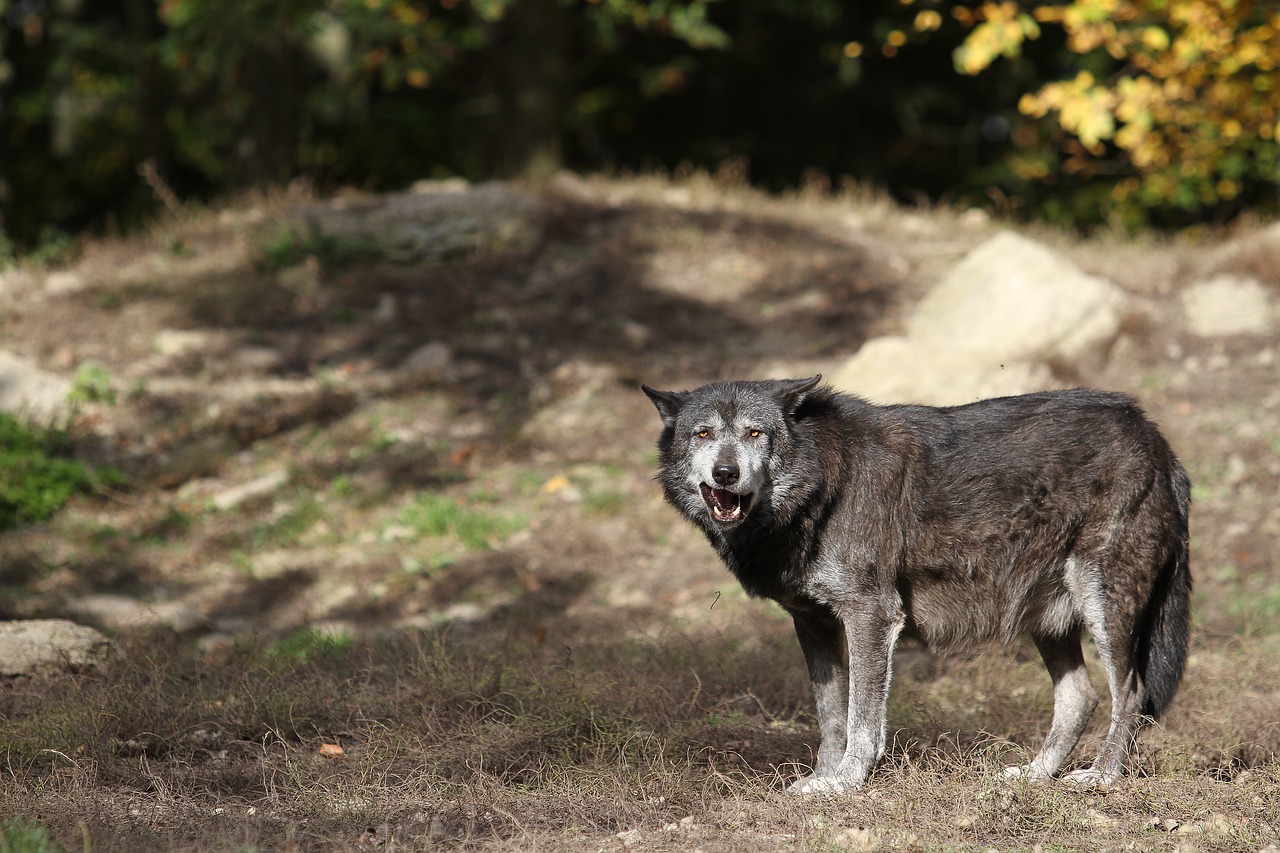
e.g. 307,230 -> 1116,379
1138,462 -> 1192,719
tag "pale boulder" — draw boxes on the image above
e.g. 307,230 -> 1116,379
909,230 -> 1126,364
1180,274 -> 1274,337
832,231 -> 1129,406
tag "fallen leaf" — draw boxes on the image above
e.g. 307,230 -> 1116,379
541,473 -> 571,494
318,742 -> 345,760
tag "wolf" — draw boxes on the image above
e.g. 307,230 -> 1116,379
642,376 -> 1191,793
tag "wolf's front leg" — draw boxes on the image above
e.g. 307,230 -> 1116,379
788,608 -> 848,790
829,596 -> 905,791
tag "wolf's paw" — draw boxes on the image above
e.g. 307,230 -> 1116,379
1061,767 -> 1119,790
995,764 -> 1052,786
788,775 -> 859,796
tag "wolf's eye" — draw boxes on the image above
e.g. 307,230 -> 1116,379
748,429 -> 763,438
696,429 -> 710,439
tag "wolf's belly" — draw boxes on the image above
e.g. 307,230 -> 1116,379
897,558 -> 1078,652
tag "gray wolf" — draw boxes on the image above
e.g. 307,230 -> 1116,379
642,376 -> 1191,792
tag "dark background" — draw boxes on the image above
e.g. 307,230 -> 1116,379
0,0 -> 1273,251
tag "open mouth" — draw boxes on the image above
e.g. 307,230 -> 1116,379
699,483 -> 753,525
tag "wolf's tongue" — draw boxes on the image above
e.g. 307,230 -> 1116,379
711,488 -> 737,510
700,483 -> 747,522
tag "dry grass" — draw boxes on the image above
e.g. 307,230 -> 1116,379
2,624 -> 1278,851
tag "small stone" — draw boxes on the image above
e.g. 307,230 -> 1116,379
616,828 -> 643,847
400,342 -> 452,380
155,329 -> 218,357
0,620 -> 114,675
212,469 -> 290,511
373,293 -> 398,323
45,270 -> 87,295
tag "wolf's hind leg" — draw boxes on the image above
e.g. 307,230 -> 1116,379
1066,593 -> 1146,787
998,628 -> 1097,783
1064,673 -> 1144,788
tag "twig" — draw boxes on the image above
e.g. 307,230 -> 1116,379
138,158 -> 182,214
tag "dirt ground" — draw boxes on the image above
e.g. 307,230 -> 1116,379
0,174 -> 1278,851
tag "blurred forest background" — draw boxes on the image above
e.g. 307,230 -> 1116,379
2,0 -> 1278,254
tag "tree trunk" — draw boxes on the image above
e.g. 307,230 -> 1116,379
0,14 -> 11,242
124,0 -> 170,183
491,0 -> 569,180
237,35 -> 301,187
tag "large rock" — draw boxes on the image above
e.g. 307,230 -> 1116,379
832,231 -> 1129,406
0,620 -> 114,676
0,350 -> 71,422
909,230 -> 1126,364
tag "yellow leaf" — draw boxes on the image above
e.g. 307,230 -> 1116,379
541,474 -> 571,494
914,10 -> 943,32
1018,92 -> 1045,116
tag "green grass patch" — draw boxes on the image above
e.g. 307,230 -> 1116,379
0,819 -> 63,853
66,361 -> 117,406
0,414 -> 121,531
257,223 -> 383,272
1228,581 -> 1280,635
583,488 -> 627,517
398,492 -> 524,550
249,492 -> 324,550
266,627 -> 353,664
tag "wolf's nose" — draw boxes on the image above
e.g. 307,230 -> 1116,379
713,463 -> 739,486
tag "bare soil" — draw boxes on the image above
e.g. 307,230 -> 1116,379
0,174 -> 1278,851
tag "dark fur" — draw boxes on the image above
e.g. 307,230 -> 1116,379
643,377 -> 1191,791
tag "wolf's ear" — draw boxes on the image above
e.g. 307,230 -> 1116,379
642,385 -> 686,428
777,375 -> 822,417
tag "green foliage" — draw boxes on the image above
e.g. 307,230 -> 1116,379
885,0 -> 1280,225
0,820 -> 62,853
0,414 -> 98,531
0,230 -> 76,272
4,0 -> 1276,236
3,0 -> 731,249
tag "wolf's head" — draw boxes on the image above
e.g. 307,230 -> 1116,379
642,376 -> 822,531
